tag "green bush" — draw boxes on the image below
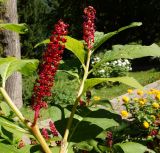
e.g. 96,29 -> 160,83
91,53 -> 132,87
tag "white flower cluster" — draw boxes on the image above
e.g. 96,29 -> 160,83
91,56 -> 132,78
91,56 -> 101,64
109,59 -> 132,71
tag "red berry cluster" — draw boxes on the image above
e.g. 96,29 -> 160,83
106,131 -> 113,147
83,6 -> 96,49
41,121 -> 58,140
41,128 -> 49,140
49,121 -> 58,136
32,20 -> 69,124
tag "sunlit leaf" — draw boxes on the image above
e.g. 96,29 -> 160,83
114,142 -> 155,153
0,23 -> 28,34
0,57 -> 39,87
92,43 -> 160,70
83,77 -> 143,94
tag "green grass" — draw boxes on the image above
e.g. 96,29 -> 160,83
91,69 -> 160,100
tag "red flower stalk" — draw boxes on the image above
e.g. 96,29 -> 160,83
106,131 -> 113,147
41,128 -> 49,140
79,99 -> 86,106
49,121 -> 58,136
32,20 -> 69,124
83,6 -> 96,49
149,129 -> 158,136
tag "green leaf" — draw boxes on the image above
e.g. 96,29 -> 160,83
0,23 -> 28,34
0,102 -> 10,116
57,70 -> 80,82
0,117 -> 30,135
34,36 -> 86,66
65,36 -> 86,65
92,43 -> 160,70
0,142 -> 20,153
0,126 -> 13,144
74,139 -> 102,153
73,141 -> 93,151
93,22 -> 142,51
34,39 -> 50,48
68,108 -> 119,142
19,145 -> 32,153
0,57 -> 39,87
114,142 -> 155,153
91,99 -> 113,111
50,146 -> 74,153
83,77 -> 143,94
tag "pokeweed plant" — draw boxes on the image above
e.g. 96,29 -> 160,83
1,6 -> 160,153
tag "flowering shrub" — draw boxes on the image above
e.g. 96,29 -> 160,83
91,55 -> 132,87
91,55 -> 132,78
120,88 -> 160,151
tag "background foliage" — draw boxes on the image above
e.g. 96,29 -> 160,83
18,0 -> 160,55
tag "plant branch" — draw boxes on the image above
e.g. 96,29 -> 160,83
0,87 -> 52,153
0,87 -> 32,128
60,49 -> 92,153
32,124 -> 52,153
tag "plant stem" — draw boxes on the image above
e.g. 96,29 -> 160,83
32,124 -> 52,153
0,87 -> 52,153
0,87 -> 31,128
60,50 -> 92,153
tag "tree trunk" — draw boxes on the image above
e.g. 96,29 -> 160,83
1,0 -> 23,108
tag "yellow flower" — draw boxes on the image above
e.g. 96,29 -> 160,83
143,121 -> 149,128
93,96 -> 101,101
151,89 -> 160,95
138,98 -> 147,105
137,90 -> 143,96
139,100 -> 145,105
152,102 -> 159,109
147,91 -> 153,95
127,89 -> 133,94
156,94 -> 160,100
121,110 -> 129,118
122,96 -> 130,103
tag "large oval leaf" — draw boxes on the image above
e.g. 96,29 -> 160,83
114,142 -> 155,153
0,23 -> 28,34
64,36 -> 86,66
83,77 -> 143,94
92,43 -> 160,70
58,108 -> 120,143
93,22 -> 142,51
0,57 -> 39,87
